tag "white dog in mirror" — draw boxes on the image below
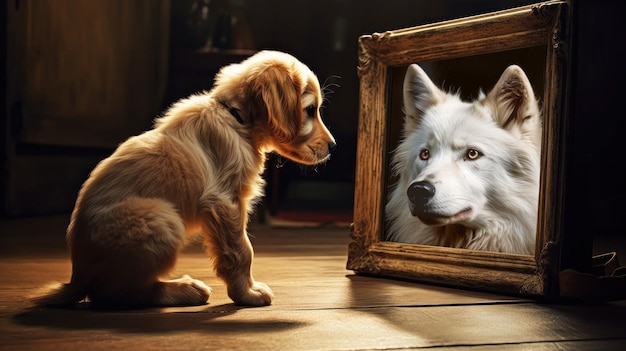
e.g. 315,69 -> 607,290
33,50 -> 336,308
386,64 -> 541,255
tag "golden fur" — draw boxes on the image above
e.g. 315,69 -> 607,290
32,50 -> 336,308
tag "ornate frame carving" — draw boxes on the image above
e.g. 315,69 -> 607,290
347,1 -> 569,299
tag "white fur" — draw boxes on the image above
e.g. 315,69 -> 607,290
385,64 -> 541,255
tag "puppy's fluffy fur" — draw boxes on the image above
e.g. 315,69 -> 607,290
33,50 -> 336,307
386,64 -> 541,255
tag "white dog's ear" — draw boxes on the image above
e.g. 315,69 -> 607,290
483,65 -> 541,140
403,64 -> 445,122
248,65 -> 301,144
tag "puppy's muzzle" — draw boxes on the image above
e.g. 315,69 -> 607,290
327,141 -> 337,154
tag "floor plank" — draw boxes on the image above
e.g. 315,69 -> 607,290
5,300 -> 626,351
1,216 -> 626,350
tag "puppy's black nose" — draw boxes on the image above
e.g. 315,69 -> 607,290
407,181 -> 435,206
328,142 -> 337,153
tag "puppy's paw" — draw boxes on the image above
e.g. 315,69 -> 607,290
185,275 -> 213,303
157,275 -> 212,306
232,281 -> 274,306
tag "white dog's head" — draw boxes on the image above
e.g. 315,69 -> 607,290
395,64 -> 541,232
212,50 -> 336,165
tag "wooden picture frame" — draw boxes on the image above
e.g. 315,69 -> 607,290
347,1 -> 569,299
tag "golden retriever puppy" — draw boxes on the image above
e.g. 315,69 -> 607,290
33,50 -> 336,308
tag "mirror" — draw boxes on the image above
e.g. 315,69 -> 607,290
347,1 -> 569,299
385,47 -> 545,255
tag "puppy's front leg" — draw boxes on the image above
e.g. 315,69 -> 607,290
200,197 -> 274,306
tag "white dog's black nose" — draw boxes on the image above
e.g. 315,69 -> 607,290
407,181 -> 435,206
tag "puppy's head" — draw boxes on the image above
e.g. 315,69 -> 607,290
213,50 -> 336,165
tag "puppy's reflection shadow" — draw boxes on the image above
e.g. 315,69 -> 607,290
13,303 -> 306,334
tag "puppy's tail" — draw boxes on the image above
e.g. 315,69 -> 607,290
30,282 -> 87,307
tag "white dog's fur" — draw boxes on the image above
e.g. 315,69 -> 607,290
32,50 -> 336,308
385,64 -> 541,255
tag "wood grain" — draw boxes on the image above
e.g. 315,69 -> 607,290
1,216 -> 625,350
348,1 -> 569,300
9,0 -> 171,148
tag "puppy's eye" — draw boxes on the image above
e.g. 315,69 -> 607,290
419,149 -> 430,161
305,105 -> 317,118
465,148 -> 482,161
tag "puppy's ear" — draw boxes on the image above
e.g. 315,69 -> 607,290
483,65 -> 541,141
403,64 -> 445,126
249,65 -> 301,144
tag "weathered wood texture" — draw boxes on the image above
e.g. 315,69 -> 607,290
1,216 -> 625,350
7,0 -> 171,148
348,1 -> 569,299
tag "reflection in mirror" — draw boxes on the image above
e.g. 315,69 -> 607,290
384,47 -> 546,255
348,1 -> 568,299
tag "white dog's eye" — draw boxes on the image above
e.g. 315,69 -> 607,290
305,105 -> 317,119
419,149 -> 430,161
465,148 -> 482,161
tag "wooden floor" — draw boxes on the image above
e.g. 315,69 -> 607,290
1,215 -> 626,350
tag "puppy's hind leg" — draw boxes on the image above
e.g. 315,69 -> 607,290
200,195 -> 273,306
86,197 -> 211,307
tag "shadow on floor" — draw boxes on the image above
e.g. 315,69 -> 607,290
12,303 -> 307,334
